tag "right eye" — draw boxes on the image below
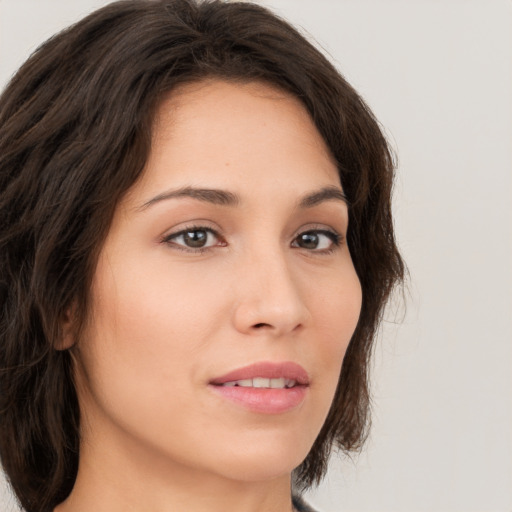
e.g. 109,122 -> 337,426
162,226 -> 225,253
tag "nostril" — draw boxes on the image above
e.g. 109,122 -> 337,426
253,323 -> 270,329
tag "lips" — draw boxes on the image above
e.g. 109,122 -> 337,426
209,361 -> 309,386
209,361 -> 309,414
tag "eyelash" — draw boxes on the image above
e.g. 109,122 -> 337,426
160,224 -> 344,255
291,229 -> 343,254
161,225 -> 225,254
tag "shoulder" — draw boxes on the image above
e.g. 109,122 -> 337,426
292,494 -> 319,512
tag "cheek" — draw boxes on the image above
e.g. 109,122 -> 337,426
314,261 -> 362,339
310,266 -> 362,385
75,266 -> 213,450
91,251 -> 223,347
79,251 -> 232,410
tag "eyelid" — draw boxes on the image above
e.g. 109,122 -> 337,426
293,223 -> 344,241
160,219 -> 221,241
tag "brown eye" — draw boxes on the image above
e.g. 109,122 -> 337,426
182,229 -> 208,248
163,227 -> 223,251
292,230 -> 341,251
297,232 -> 320,249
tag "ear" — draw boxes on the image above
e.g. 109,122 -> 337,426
55,304 -> 77,350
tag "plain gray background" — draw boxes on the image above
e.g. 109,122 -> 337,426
1,1 -> 511,511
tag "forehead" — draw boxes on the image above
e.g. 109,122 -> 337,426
154,79 -> 315,133
128,79 -> 341,205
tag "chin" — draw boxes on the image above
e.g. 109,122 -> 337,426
204,430 -> 313,483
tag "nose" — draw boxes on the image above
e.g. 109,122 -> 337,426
231,249 -> 310,337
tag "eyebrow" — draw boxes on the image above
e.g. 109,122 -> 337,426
138,184 -> 348,211
138,186 -> 240,210
297,185 -> 348,208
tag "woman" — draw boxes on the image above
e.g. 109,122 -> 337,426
0,1 -> 404,511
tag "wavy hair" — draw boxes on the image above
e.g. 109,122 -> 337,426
0,1 -> 405,510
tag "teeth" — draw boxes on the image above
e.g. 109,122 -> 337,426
253,377 -> 270,388
285,379 -> 296,388
270,378 -> 286,389
221,378 -> 297,389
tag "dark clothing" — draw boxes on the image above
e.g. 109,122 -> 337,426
292,494 -> 318,512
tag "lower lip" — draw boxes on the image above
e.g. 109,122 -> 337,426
209,385 -> 308,414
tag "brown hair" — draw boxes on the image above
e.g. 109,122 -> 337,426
0,1 -> 404,510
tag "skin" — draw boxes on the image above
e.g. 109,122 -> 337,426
56,80 -> 362,512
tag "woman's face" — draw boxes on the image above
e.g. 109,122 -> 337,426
74,80 -> 362,484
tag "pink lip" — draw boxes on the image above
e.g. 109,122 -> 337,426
210,361 -> 309,385
209,361 -> 309,414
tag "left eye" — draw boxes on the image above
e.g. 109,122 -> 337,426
292,230 -> 341,251
163,227 -> 222,250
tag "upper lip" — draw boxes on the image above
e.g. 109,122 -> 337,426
209,361 -> 310,386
